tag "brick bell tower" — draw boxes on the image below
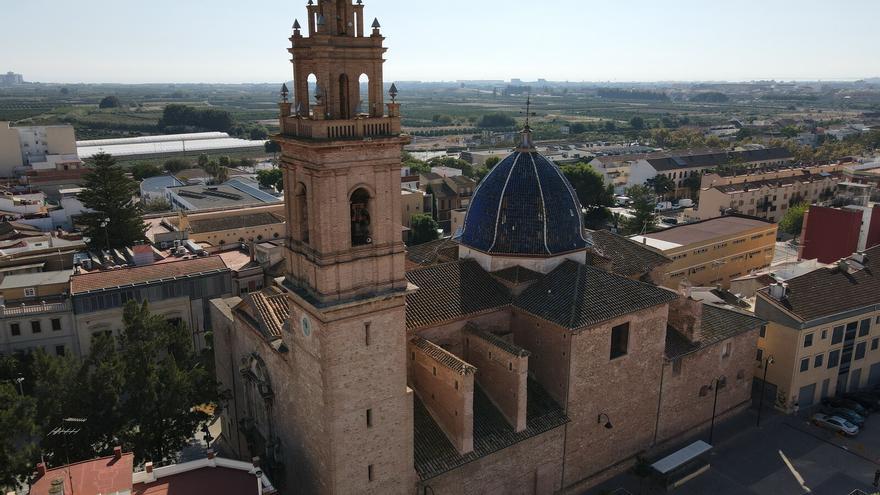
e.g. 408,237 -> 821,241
272,1 -> 414,494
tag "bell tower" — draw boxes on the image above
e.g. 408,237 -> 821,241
272,1 -> 414,494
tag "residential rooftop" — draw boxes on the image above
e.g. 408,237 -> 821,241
70,256 -> 228,295
630,215 -> 773,250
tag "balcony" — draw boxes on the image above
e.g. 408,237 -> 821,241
280,115 -> 401,140
0,299 -> 71,317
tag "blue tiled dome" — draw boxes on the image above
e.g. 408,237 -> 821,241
460,150 -> 588,255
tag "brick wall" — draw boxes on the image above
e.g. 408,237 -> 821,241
463,326 -> 529,432
408,337 -> 475,454
562,304 -> 668,487
656,328 -> 758,442
510,310 -> 571,405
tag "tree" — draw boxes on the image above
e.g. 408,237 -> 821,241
484,156 -> 501,169
197,153 -> 209,168
629,116 -> 645,130
78,153 -> 147,250
0,383 -> 38,489
119,301 -> 215,463
257,168 -> 284,192
99,96 -> 121,109
780,203 -> 808,236
622,185 -> 657,235
163,158 -> 190,174
646,174 -> 675,200
428,156 -> 475,178
402,152 -> 431,174
130,162 -> 163,181
682,172 -> 703,198
264,141 -> 281,154
142,197 -> 172,213
249,126 -> 269,140
603,120 -> 617,132
158,104 -> 233,132
477,113 -> 516,128
560,162 -> 615,229
409,214 -> 440,245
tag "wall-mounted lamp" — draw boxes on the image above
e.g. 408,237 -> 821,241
598,412 -> 613,429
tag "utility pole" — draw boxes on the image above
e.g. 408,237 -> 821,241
756,355 -> 775,427
708,377 -> 725,445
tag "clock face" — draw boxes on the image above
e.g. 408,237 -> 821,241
301,315 -> 311,337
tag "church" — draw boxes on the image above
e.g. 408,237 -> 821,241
210,1 -> 764,493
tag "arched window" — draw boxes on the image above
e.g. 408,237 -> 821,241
295,182 -> 309,244
358,73 -> 370,115
339,73 -> 351,119
350,188 -> 372,246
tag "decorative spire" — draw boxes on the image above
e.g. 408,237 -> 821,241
371,18 -> 381,28
292,19 -> 301,30
280,83 -> 289,102
307,0 -> 313,5
389,83 -> 398,102
518,96 -> 535,151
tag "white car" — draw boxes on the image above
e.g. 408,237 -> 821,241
812,413 -> 859,436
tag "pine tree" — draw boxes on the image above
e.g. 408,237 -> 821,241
77,153 -> 147,250
119,301 -> 216,463
0,383 -> 38,490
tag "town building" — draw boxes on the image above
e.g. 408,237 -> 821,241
0,71 -> 24,85
754,247 -> 880,412
400,187 -> 429,242
166,180 -> 281,211
76,131 -> 265,161
209,6 -> 765,493
695,171 -> 842,222
699,162 -> 843,192
0,122 -> 81,178
29,446 -> 276,495
145,204 -> 286,250
419,173 -> 476,232
630,215 -> 777,289
800,204 -> 880,263
70,255 -> 232,355
0,269 -> 76,357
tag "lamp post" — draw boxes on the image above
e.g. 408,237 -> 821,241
99,217 -> 110,252
756,355 -> 775,427
708,376 -> 726,445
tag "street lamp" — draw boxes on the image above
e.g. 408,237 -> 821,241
99,217 -> 110,252
708,376 -> 726,445
756,355 -> 775,427
2,376 -> 24,396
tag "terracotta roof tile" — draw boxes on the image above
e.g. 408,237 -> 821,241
405,259 -> 511,329
410,336 -> 475,375
757,245 -> 880,322
515,260 -> 678,330
585,229 -> 671,277
70,256 -> 228,294
463,323 -> 530,357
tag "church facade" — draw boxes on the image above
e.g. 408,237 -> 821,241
210,2 -> 764,493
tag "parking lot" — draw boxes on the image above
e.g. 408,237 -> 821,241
585,406 -> 880,495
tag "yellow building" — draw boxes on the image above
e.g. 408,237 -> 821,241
400,188 -> 426,241
755,248 -> 880,412
631,215 -> 777,289
696,171 -> 842,222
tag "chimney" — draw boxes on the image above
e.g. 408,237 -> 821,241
145,462 -> 153,474
113,446 -> 122,460
769,282 -> 787,301
668,295 -> 704,343
36,462 -> 47,477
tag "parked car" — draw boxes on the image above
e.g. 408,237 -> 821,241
655,201 -> 674,212
843,392 -> 880,412
675,198 -> 694,208
822,397 -> 869,417
821,407 -> 866,427
812,413 -> 859,436
662,217 -> 679,225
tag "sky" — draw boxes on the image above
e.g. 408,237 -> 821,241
4,0 -> 880,84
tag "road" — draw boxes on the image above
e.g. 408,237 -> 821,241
585,407 -> 880,495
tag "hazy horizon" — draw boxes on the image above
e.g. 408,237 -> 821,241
4,0 -> 880,84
